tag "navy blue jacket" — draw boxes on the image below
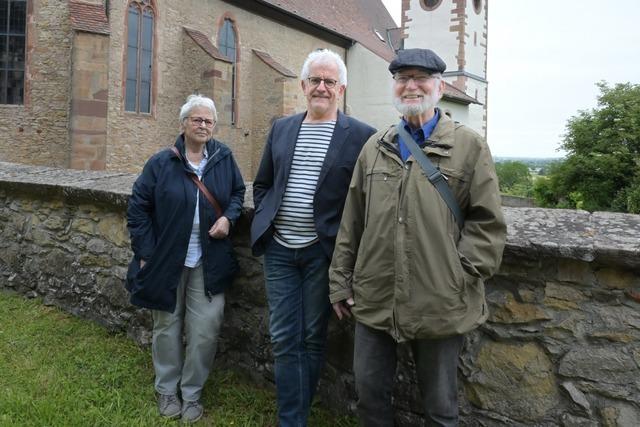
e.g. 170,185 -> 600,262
126,135 -> 245,312
251,111 -> 376,258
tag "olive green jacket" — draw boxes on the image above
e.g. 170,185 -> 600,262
328,112 -> 506,341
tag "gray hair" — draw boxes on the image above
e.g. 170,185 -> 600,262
300,49 -> 348,86
179,94 -> 218,123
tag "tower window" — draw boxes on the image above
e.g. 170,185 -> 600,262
420,0 -> 442,11
473,0 -> 483,14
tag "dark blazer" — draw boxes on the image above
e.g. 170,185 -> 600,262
251,110 -> 376,258
126,135 -> 245,312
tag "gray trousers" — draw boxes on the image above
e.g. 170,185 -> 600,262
353,322 -> 464,427
151,265 -> 225,402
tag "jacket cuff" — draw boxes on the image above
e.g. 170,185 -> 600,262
329,288 -> 353,304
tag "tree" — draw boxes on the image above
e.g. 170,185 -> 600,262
495,160 -> 532,197
535,82 -> 640,213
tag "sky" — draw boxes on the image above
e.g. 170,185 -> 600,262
381,0 -> 640,158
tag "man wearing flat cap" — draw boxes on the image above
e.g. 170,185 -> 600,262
328,48 -> 506,426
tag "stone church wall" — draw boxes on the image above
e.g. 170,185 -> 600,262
0,1 -> 347,181
2,161 -> 639,426
104,0 -> 347,178
0,1 -> 73,168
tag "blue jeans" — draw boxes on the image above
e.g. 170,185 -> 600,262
264,239 -> 331,427
354,322 -> 464,427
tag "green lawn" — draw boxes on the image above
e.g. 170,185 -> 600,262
0,291 -> 356,427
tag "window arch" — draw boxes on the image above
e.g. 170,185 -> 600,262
420,0 -> 442,11
0,0 -> 26,104
218,17 -> 238,125
125,0 -> 154,113
473,0 -> 483,15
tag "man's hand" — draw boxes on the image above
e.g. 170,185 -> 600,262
140,259 -> 146,268
332,297 -> 355,320
209,216 -> 230,239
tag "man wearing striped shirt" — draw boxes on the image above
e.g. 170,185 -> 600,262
251,49 -> 376,426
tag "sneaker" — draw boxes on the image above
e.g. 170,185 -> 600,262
157,393 -> 181,418
181,400 -> 204,423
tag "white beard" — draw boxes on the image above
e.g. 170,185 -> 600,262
393,90 -> 440,117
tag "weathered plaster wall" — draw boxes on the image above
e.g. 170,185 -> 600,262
1,162 -> 639,426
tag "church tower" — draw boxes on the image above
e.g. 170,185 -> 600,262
402,0 -> 488,136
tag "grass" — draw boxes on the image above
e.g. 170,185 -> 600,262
0,291 -> 356,427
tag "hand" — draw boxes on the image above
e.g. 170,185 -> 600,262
332,297 -> 355,320
140,259 -> 146,268
209,216 -> 230,239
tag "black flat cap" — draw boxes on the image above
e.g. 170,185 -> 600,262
388,48 -> 446,74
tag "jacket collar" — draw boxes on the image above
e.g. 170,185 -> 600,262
380,108 -> 456,159
172,134 -> 228,173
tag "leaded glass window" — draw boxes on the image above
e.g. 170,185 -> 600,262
0,0 -> 26,104
125,1 -> 154,113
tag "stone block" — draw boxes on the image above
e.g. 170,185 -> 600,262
96,214 -> 128,247
544,281 -> 588,310
71,218 -> 96,235
465,341 -> 558,422
489,291 -> 551,324
557,259 -> 596,286
559,347 -> 638,385
561,381 -> 592,414
43,215 -> 66,231
595,267 -> 639,290
600,404 -> 640,427
560,413 -> 598,427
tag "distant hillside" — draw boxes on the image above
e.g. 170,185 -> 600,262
494,157 -> 564,172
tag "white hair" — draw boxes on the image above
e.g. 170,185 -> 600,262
300,49 -> 348,86
179,94 -> 217,123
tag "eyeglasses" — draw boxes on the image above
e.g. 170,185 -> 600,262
307,77 -> 339,89
393,74 -> 437,85
188,117 -> 216,128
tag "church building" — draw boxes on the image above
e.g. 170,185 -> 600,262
0,0 -> 487,177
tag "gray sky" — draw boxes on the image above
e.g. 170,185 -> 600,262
382,0 -> 640,158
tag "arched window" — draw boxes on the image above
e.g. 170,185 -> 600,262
0,0 -> 26,104
218,18 -> 237,125
125,0 -> 154,113
420,0 -> 442,11
473,0 -> 483,15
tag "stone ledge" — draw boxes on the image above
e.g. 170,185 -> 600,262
504,207 -> 640,269
2,161 -> 639,268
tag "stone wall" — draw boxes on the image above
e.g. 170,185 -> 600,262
1,162 -> 639,426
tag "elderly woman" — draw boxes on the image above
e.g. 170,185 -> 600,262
126,94 -> 245,423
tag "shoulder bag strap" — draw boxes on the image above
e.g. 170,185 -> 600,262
170,146 -> 224,219
396,122 -> 465,229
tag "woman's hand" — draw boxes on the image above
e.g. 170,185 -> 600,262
209,216 -> 230,239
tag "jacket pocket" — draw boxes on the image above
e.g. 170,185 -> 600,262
407,233 -> 466,316
125,256 -> 139,292
364,167 -> 401,228
125,254 -> 155,292
438,166 -> 470,209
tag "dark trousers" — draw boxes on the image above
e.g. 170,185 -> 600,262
353,322 -> 464,427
